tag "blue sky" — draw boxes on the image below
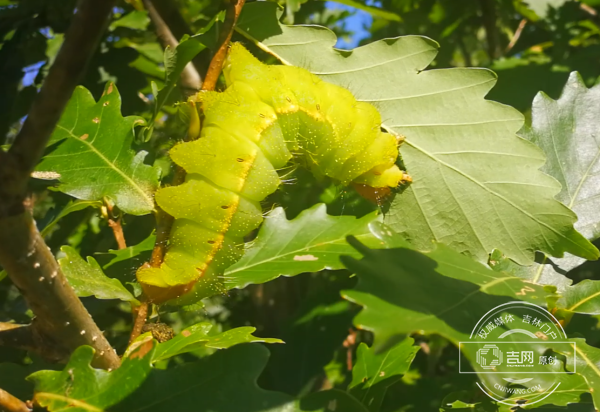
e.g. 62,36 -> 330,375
325,1 -> 373,49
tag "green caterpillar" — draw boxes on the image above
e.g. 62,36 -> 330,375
137,43 -> 409,304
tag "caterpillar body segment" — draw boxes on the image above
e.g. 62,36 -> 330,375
136,43 -> 409,305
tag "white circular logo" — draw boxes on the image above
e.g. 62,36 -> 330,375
459,302 -> 575,407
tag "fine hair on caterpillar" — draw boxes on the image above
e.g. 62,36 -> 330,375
136,43 -> 411,305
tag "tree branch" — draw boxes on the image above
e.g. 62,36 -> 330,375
1,0 -> 117,217
201,0 -> 247,91
143,0 -> 201,98
0,0 -> 121,370
478,0 -> 501,60
0,387 -> 30,412
128,301 -> 149,344
0,214 -> 120,369
151,0 -> 195,44
149,0 -> 211,78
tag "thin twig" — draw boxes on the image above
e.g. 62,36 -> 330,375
342,328 -> 357,371
128,301 -> 149,344
107,218 -> 126,249
150,0 -> 209,76
505,19 -> 527,54
143,0 -> 201,98
202,0 -> 247,91
0,387 -> 30,412
0,0 -> 120,370
580,2 -> 597,17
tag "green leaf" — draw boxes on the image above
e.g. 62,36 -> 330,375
109,10 -> 150,31
111,344 -> 295,412
261,276 -> 357,396
29,343 -> 155,412
101,234 -> 156,270
569,339 -> 600,409
490,339 -> 599,410
340,222 -> 552,345
281,0 -> 308,24
488,249 -> 575,292
445,374 -> 591,411
155,37 -> 204,114
36,83 -> 160,215
121,41 -> 164,63
129,54 -> 165,79
297,389 -> 368,412
349,339 -> 420,412
523,0 -> 569,18
440,391 -> 494,411
516,73 -> 600,287
141,13 -> 226,141
493,72 -> 600,317
557,280 -> 600,314
39,200 -> 102,237
341,224 -> 594,409
58,246 -> 139,304
235,2 -> 598,266
325,0 -> 401,22
152,322 -> 282,363
223,204 -> 381,290
28,343 -> 294,412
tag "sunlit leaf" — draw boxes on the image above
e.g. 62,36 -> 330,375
58,246 -> 139,304
224,204 -> 381,290
29,344 -> 154,412
515,73 -> 600,287
235,2 -> 598,266
152,322 -> 282,362
36,83 -> 160,215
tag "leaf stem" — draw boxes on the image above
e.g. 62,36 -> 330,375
104,201 -> 127,250
129,301 -> 149,344
201,0 -> 247,92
